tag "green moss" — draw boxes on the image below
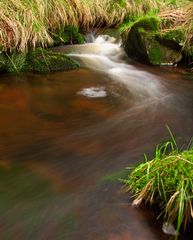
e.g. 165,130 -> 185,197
131,16 -> 161,32
138,30 -> 167,65
123,15 -> 183,65
147,37 -> 182,65
0,48 -> 79,74
159,28 -> 185,44
26,48 -> 79,73
149,43 -> 165,64
123,16 -> 161,63
52,26 -> 84,46
120,15 -> 160,34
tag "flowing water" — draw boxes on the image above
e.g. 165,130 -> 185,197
0,34 -> 192,240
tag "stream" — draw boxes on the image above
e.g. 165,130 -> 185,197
0,34 -> 192,239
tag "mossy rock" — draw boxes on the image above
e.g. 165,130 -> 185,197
123,16 -> 183,65
143,31 -> 182,65
158,28 -> 185,44
157,28 -> 185,51
133,16 -> 161,32
26,48 -> 79,73
157,28 -> 193,67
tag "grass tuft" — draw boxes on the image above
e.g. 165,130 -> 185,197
123,131 -> 193,237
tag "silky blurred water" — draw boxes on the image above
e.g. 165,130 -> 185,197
0,34 -> 192,240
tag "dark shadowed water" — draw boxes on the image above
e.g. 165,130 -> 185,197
0,35 -> 192,240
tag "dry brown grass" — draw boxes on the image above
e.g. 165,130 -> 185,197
159,3 -> 193,53
0,0 -> 161,52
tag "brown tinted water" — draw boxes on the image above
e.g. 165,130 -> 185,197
0,35 -> 192,240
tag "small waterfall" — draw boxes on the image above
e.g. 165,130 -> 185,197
54,34 -> 167,102
67,34 -> 166,101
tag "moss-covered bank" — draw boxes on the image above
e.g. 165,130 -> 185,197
0,48 -> 79,74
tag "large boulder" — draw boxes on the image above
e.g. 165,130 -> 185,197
123,17 -> 183,65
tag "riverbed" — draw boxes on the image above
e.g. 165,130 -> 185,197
0,35 -> 192,240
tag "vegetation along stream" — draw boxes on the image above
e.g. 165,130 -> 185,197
0,32 -> 192,239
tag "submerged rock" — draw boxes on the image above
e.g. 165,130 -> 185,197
123,17 -> 183,66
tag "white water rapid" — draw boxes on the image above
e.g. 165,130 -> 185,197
69,35 -> 166,101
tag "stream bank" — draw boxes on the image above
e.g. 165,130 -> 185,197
1,1 -> 193,74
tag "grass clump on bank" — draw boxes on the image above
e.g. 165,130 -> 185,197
124,131 -> 193,237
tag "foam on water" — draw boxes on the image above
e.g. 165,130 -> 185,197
78,87 -> 107,98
